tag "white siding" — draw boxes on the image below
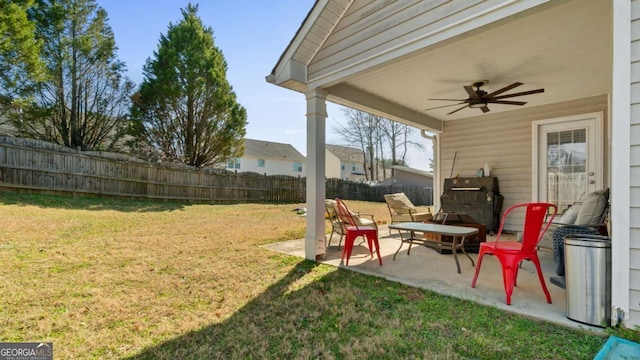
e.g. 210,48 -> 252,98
235,156 -> 305,177
310,0 -> 473,79
341,160 -> 364,181
632,245 -> 640,326
439,96 -> 608,231
325,151 -> 341,178
629,0 -> 640,326
307,0 -> 546,81
291,0 -> 351,66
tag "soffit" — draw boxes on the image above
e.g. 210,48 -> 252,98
331,0 -> 612,123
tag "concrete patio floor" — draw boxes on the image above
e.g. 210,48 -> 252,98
264,225 -> 603,332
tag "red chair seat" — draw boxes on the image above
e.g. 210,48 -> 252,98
471,203 -> 557,305
480,241 -> 523,252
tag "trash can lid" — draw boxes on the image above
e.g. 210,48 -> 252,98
564,234 -> 611,248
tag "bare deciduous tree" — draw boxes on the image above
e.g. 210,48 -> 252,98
335,107 -> 426,181
334,108 -> 381,180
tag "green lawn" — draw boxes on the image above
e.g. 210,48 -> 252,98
0,192 -> 630,359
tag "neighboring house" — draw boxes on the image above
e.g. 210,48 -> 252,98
226,138 -> 305,176
325,144 -> 392,182
325,144 -> 366,181
268,1 -> 639,327
377,165 -> 433,188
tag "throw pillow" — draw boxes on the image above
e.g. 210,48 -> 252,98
575,188 -> 609,225
557,204 -> 581,225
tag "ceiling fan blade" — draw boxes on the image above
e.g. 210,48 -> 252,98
484,82 -> 522,98
487,100 -> 527,105
447,105 -> 469,115
425,102 -> 467,111
493,88 -> 544,99
480,106 -> 490,113
428,98 -> 467,101
464,86 -> 480,100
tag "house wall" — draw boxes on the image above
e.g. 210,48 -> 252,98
629,0 -> 640,327
325,151 -> 342,179
233,156 -> 305,177
341,161 -> 365,181
439,95 -> 609,231
394,171 -> 433,187
325,150 -> 368,181
307,0 -> 549,82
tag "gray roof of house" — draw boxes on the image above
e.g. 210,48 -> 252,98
243,139 -> 305,161
326,144 -> 365,162
391,165 -> 433,178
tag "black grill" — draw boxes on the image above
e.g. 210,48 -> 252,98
441,177 -> 503,233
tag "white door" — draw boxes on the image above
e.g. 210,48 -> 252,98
534,112 -> 603,212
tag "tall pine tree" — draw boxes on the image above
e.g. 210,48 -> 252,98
131,3 -> 247,168
0,0 -> 45,110
8,0 -> 134,151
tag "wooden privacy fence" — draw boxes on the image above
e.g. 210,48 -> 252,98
0,137 -> 305,203
0,137 -> 432,205
325,179 -> 433,206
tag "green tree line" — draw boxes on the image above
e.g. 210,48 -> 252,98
0,0 -> 246,167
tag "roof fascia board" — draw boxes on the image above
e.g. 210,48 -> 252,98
271,0 -> 326,77
326,83 -> 443,132
243,155 -> 306,162
306,0 -> 550,89
269,0 -> 352,87
272,59 -> 307,86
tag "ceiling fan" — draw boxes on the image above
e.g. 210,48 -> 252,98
426,80 -> 544,115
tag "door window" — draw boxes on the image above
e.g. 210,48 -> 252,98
534,112 -> 602,214
546,129 -> 587,211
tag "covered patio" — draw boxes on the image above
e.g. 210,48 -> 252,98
268,0 -> 637,327
264,225 -> 599,331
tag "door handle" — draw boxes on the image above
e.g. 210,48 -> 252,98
589,180 -> 596,184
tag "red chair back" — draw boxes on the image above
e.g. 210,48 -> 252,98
335,198 -> 358,229
496,203 -> 557,250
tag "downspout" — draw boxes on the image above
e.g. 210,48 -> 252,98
420,130 -> 439,211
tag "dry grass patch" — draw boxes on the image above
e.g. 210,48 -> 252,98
0,193 -> 608,359
0,194 -> 310,358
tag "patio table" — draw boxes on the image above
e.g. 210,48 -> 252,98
389,222 -> 478,273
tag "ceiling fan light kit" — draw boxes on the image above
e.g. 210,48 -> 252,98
426,80 -> 544,115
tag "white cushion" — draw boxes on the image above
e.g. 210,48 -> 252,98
384,193 -> 416,215
391,212 -> 432,223
355,216 -> 375,226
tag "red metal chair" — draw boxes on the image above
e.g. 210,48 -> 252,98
334,198 -> 382,266
471,203 -> 557,305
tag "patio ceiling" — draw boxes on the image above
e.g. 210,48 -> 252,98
316,0 -> 612,129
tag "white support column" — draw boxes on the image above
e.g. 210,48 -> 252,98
305,88 -> 327,260
420,130 -> 439,210
610,0 -> 631,326
433,134 -> 440,211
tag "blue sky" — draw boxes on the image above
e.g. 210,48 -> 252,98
98,1 -> 432,171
